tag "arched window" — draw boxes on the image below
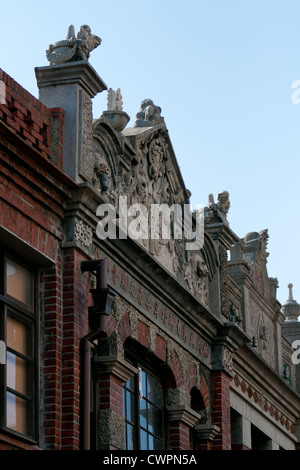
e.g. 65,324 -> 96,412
123,364 -> 165,450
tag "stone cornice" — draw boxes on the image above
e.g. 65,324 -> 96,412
167,405 -> 201,427
194,423 -> 220,441
94,355 -> 137,382
35,60 -> 107,98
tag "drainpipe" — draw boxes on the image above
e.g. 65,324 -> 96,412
80,258 -> 116,450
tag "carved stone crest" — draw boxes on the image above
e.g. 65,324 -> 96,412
46,24 -> 101,65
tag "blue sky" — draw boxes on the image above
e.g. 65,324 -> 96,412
1,0 -> 300,307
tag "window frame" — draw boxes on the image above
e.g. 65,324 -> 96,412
0,249 -> 39,443
123,356 -> 166,450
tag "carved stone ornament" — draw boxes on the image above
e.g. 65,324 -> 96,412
222,348 -> 233,372
242,229 -> 269,265
101,88 -> 130,132
133,99 -> 164,128
204,191 -> 230,226
92,101 -> 211,307
184,251 -> 209,307
75,220 -> 93,247
46,25 -> 101,65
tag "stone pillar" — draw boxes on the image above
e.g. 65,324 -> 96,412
231,414 -> 251,450
95,356 -> 137,450
167,406 -> 200,450
35,61 -> 107,182
265,440 -> 280,450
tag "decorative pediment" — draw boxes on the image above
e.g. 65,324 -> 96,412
91,97 -> 220,309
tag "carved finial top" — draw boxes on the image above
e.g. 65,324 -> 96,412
216,191 -> 230,217
282,282 -> 300,321
133,99 -> 164,128
46,24 -> 102,65
288,283 -> 294,302
204,190 -> 231,226
107,88 -> 123,111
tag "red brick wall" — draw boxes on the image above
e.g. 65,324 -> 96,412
0,68 -> 81,451
61,248 -> 90,450
155,335 -> 166,362
0,143 -> 64,258
0,69 -> 51,160
40,262 -> 63,450
169,421 -> 190,450
137,320 -> 149,348
117,313 -> 131,343
211,370 -> 231,450
98,373 -> 124,416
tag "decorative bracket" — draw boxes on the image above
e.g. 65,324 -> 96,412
81,258 -> 117,331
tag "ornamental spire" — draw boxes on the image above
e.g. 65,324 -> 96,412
282,283 -> 300,321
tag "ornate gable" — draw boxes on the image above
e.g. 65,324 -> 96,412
241,229 -> 278,303
91,96 -> 218,309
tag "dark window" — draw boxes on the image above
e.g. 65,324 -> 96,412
123,366 -> 165,450
0,253 -> 37,440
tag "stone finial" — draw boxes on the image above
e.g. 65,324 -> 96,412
107,88 -> 123,111
216,191 -> 230,217
46,24 -> 101,65
133,99 -> 164,128
288,283 -> 294,301
242,229 -> 269,264
100,88 -> 130,132
204,191 -> 231,225
282,283 -> 300,321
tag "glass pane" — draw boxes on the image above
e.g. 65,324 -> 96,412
7,351 -> 27,394
6,259 -> 33,307
126,390 -> 136,424
148,405 -> 163,438
147,373 -> 153,400
147,373 -> 163,407
7,315 -> 30,356
140,429 -> 148,450
126,375 -> 135,392
154,437 -> 163,450
6,391 -> 28,435
139,398 -> 147,429
148,433 -> 154,450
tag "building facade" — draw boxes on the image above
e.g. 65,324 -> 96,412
0,25 -> 300,451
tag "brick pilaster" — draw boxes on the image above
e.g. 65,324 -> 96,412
211,370 -> 231,450
167,405 -> 200,450
168,421 -> 190,450
96,356 -> 137,450
61,248 -> 90,450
